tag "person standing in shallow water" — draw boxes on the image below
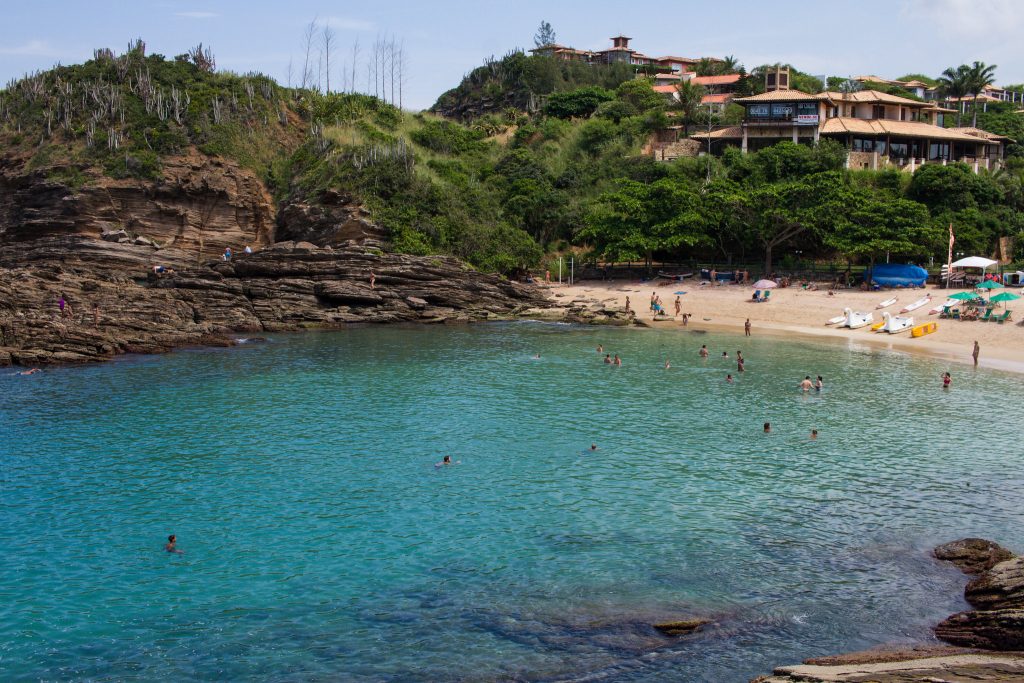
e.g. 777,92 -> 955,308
942,372 -> 952,389
973,341 -> 980,366
613,354 -> 622,366
744,318 -> 751,337
699,345 -> 708,359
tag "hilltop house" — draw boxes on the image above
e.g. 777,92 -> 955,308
653,72 -> 742,114
692,86 -> 1009,172
530,35 -> 711,72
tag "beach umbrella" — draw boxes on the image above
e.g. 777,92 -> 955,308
975,280 -> 1004,290
989,292 -> 1021,306
948,291 -> 977,301
752,279 -> 778,289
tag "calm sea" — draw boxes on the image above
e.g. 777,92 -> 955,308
3,322 -> 1022,682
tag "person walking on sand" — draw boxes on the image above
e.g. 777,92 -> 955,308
972,341 -> 980,366
699,344 -> 709,359
674,296 -> 681,317
800,376 -> 813,392
744,318 -> 751,337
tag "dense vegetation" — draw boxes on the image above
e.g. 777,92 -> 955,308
3,42 -> 1023,277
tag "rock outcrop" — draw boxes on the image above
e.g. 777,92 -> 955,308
934,538 -> 1016,576
753,651 -> 1024,682
0,238 -> 547,366
965,557 -> 1024,611
275,189 -> 386,248
935,609 -> 1024,650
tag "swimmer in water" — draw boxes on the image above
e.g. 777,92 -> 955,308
17,368 -> 41,376
810,429 -> 818,440
435,455 -> 458,467
699,345 -> 709,359
165,534 -> 184,554
800,376 -> 813,392
589,443 -> 598,451
604,354 -> 612,364
763,422 -> 771,434
721,351 -> 729,359
664,359 -> 671,369
613,354 -> 622,366
532,353 -> 541,360
815,375 -> 823,391
597,344 -> 603,353
726,374 -> 733,383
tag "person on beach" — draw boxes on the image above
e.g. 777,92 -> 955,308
674,297 -> 681,316
710,268 -> 717,284
165,535 -> 183,554
650,292 -> 657,312
624,297 -> 631,314
811,429 -> 818,440
744,319 -> 751,337
800,376 -> 813,392
942,372 -> 952,389
726,374 -> 733,383
604,354 -> 612,364
972,341 -> 980,366
699,345 -> 708,358
763,422 -> 771,433
223,247 -> 232,261
613,354 -> 622,366
815,376 -> 823,391
545,270 -> 551,283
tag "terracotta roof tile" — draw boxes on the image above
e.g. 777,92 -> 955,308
733,90 -> 820,103
819,117 -> 999,143
692,74 -> 742,86
701,93 -> 734,103
691,126 -> 744,140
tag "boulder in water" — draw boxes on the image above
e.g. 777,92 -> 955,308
934,538 -> 1016,575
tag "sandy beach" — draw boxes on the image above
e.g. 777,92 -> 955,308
545,279 -> 1024,373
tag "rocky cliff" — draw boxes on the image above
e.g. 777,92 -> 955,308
0,151 -> 547,367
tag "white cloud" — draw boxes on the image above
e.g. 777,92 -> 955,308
175,11 -> 219,19
0,40 -> 56,56
323,16 -> 374,32
900,0 -> 1024,38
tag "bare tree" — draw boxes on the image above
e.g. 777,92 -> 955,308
188,43 -> 216,73
321,24 -> 336,93
301,19 -> 318,90
389,37 -> 396,106
397,40 -> 406,109
350,37 -> 360,94
286,57 -> 294,89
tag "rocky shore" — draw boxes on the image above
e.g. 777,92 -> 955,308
753,538 -> 1024,682
0,152 -> 548,367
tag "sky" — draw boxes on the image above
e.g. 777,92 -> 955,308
1,0 -> 1023,110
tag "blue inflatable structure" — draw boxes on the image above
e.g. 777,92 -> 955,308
866,263 -> 928,287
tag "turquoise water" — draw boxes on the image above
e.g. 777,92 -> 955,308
3,322 -> 1024,682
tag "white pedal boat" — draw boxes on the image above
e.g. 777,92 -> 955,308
843,307 -> 874,329
880,311 -> 914,333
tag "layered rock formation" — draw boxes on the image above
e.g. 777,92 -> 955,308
0,151 -> 547,367
751,539 -> 1024,682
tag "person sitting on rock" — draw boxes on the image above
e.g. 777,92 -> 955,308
223,247 -> 232,261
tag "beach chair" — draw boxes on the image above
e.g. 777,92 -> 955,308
980,308 -> 994,322
752,290 -> 761,302
939,306 -> 951,319
763,290 -> 771,303
994,310 -> 1012,324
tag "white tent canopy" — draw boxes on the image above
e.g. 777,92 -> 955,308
950,256 -> 998,268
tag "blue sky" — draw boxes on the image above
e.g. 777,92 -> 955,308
2,0 -> 1022,110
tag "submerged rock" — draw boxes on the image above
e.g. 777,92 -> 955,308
652,618 -> 710,636
934,538 -> 1016,575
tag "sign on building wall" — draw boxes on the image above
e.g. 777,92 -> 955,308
796,114 -> 820,125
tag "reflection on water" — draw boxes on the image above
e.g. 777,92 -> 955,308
2,322 -> 1022,682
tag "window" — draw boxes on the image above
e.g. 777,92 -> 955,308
770,103 -> 794,119
747,104 -> 770,118
889,142 -> 909,158
872,105 -> 886,119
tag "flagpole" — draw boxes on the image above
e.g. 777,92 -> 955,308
946,223 -> 955,289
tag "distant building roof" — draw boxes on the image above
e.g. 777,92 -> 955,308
692,74 -> 742,86
949,126 -> 1015,143
817,89 -> 932,107
820,117 -> 999,143
654,72 -> 682,80
653,85 -> 679,94
691,126 -> 744,140
945,94 -> 1003,103
733,90 -> 820,103
655,55 -> 703,63
701,93 -> 734,104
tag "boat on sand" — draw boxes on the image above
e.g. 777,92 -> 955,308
880,311 -> 914,334
876,296 -> 898,309
900,295 -> 932,313
843,308 -> 874,329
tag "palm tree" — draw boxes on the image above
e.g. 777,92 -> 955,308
719,55 -> 740,75
674,79 -> 707,137
838,78 -> 863,94
938,65 -> 971,126
966,61 -> 998,127
694,58 -> 718,77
